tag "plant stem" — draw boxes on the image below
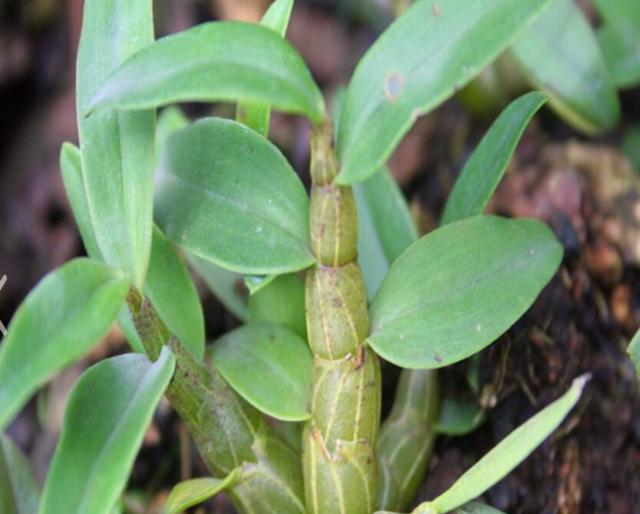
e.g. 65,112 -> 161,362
126,290 -> 305,514
303,122 -> 382,514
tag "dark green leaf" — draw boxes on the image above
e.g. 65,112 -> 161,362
0,434 -> 39,514
210,323 -> 312,421
166,471 -> 240,514
336,0 -> 552,184
452,501 -> 507,514
39,348 -> 176,514
628,329 -> 640,377
433,397 -> 485,437
511,0 -> 620,134
76,0 -> 156,290
368,216 -> 562,369
0,259 -> 130,430
156,117 -> 314,275
88,21 -> 324,124
441,92 -> 547,225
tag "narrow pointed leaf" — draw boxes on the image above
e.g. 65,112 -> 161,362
424,375 -> 588,513
210,323 -> 312,421
88,21 -> 324,124
336,0 -> 552,184
156,117 -> 314,275
441,92 -> 547,225
368,216 -> 562,369
166,471 -> 240,514
0,259 -> 130,430
76,0 -> 156,289
237,0 -> 295,134
0,435 -> 39,514
511,0 -> 620,134
39,348 -> 176,514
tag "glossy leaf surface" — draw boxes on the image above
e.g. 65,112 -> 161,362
433,397 -> 485,437
336,0 -> 551,184
0,259 -> 129,430
39,348 -> 176,514
88,21 -> 324,124
511,0 -> 620,134
211,323 -> 312,421
368,216 -> 562,369
441,92 -> 547,225
0,435 -> 39,514
76,0 -> 156,289
156,117 -> 314,275
166,471 -> 240,514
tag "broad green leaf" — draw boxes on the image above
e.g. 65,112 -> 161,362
511,0 -> 620,134
0,434 -> 39,514
166,471 -> 240,514
419,375 -> 588,514
592,0 -> 640,88
210,322 -> 312,421
452,502 -> 506,514
237,0 -> 295,135
87,21 -> 324,124
0,258 -> 130,430
336,0 -> 552,184
368,216 -> 562,369
156,117 -> 314,275
248,274 -> 307,338
433,397 -> 485,436
628,329 -> 640,377
441,92 -> 547,225
76,0 -> 156,290
39,348 -> 176,514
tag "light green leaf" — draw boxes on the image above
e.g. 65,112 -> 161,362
368,216 -> 562,369
441,92 -> 547,225
0,434 -> 39,514
166,471 -> 241,514
156,117 -> 314,275
76,0 -> 156,290
336,0 -> 552,184
39,348 -> 176,514
87,21 -> 324,124
511,0 -> 620,134
592,0 -> 640,88
628,329 -> 640,377
433,397 -> 485,437
244,274 -> 278,295
236,0 -> 295,135
0,259 -> 130,430
422,375 -> 589,514
210,322 -> 312,421
248,274 -> 307,338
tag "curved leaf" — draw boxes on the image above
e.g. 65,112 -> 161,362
452,502 -> 506,514
0,259 -> 130,430
441,91 -> 547,225
368,216 -> 562,369
39,348 -> 176,514
76,0 -> 156,290
511,0 -> 620,134
628,329 -> 640,378
0,434 -> 39,514
433,397 -> 485,437
210,322 -> 312,421
156,117 -> 314,275
336,0 -> 552,184
166,471 -> 240,514
88,21 -> 324,124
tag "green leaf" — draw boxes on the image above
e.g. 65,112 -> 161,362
39,348 -> 176,514
0,434 -> 39,514
336,0 -> 552,184
451,501 -> 506,514
244,274 -> 278,295
156,117 -> 314,275
421,375 -> 589,514
0,258 -> 130,430
166,471 -> 241,514
87,21 -> 324,124
236,0 -> 295,135
628,329 -> 640,377
368,216 -> 562,369
433,397 -> 485,437
510,0 -> 620,134
592,0 -> 640,88
210,322 -> 312,421
441,92 -> 547,225
76,0 -> 156,290
248,274 -> 306,338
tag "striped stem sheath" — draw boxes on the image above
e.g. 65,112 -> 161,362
303,123 -> 382,514
127,291 -> 305,514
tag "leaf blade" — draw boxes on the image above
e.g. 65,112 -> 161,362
166,472 -> 240,514
0,435 -> 39,514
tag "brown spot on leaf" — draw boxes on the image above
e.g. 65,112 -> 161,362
385,72 -> 405,102
432,2 -> 441,16
434,353 -> 443,363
